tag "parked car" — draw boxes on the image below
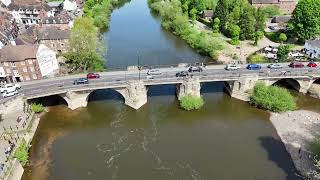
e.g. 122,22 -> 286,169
289,62 -> 304,68
307,62 -> 318,68
267,63 -> 283,69
188,66 -> 203,73
0,84 -> 16,93
246,64 -> 261,70
268,26 -> 275,30
289,52 -> 305,57
14,84 -> 21,89
147,69 -> 162,75
73,78 -> 89,85
2,90 -> 17,98
176,71 -> 189,77
225,64 -> 240,70
87,73 -> 100,79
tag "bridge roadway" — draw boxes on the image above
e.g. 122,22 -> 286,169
18,64 -> 320,100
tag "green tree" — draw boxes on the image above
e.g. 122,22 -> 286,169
229,24 -> 240,45
212,17 -> 220,33
253,31 -> 264,46
215,0 -> 235,30
182,1 -> 189,16
65,17 -> 105,72
255,7 -> 266,32
279,33 -> 287,43
277,45 -> 291,62
239,5 -> 256,40
262,5 -> 281,17
291,0 -> 320,42
189,8 -> 197,23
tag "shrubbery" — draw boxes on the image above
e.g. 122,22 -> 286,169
31,103 -> 45,113
149,0 -> 224,59
250,83 -> 296,112
14,139 -> 29,166
247,54 -> 268,63
180,95 -> 204,111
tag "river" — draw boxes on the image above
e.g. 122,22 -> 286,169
22,0 -> 313,179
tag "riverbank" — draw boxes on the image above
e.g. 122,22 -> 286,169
270,110 -> 320,177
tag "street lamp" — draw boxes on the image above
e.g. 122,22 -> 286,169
138,53 -> 141,81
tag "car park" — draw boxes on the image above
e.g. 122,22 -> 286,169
225,64 -> 240,70
87,73 -> 100,79
289,62 -> 304,68
246,64 -> 261,70
307,62 -> 317,68
74,78 -> 89,85
176,71 -> 189,77
188,66 -> 203,73
147,69 -> 162,75
2,90 -> 17,98
267,63 -> 282,69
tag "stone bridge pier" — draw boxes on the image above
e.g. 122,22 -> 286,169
227,75 -> 258,101
176,77 -> 201,100
60,80 -> 148,110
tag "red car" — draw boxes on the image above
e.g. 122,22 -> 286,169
87,73 -> 100,79
289,62 -> 304,68
307,62 -> 318,68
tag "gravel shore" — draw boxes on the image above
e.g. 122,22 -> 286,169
270,110 -> 320,177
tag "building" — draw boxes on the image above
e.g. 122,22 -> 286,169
304,39 -> 320,59
0,12 -> 19,49
0,44 -> 59,82
249,0 -> 296,13
0,0 -> 11,7
271,15 -> 292,24
41,11 -> 73,30
201,10 -> 214,21
63,0 -> 77,12
37,27 -> 70,53
0,66 -> 6,83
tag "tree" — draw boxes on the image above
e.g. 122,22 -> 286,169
215,0 -> 235,30
291,0 -> 320,42
212,17 -> 220,33
229,24 -> 240,45
189,8 -> 197,23
253,31 -> 264,46
255,7 -> 266,32
65,17 -> 105,72
277,45 -> 290,62
262,5 -> 281,18
182,1 -> 189,16
279,33 -> 287,43
239,5 -> 256,40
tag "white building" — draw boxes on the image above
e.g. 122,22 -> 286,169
63,0 -> 77,12
304,39 -> 320,59
0,0 -> 11,6
36,44 -> 59,77
0,66 -> 6,83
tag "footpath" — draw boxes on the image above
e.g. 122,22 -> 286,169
0,97 -> 41,180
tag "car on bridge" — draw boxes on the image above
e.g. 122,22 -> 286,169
289,62 -> 304,68
225,64 -> 240,70
176,71 -> 189,77
147,69 -> 162,75
188,66 -> 203,73
267,63 -> 282,69
74,78 -> 89,85
2,90 -> 17,98
307,62 -> 318,68
246,64 -> 261,70
87,73 -> 100,79
0,84 -> 17,93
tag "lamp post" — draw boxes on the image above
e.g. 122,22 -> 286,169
138,53 -> 141,81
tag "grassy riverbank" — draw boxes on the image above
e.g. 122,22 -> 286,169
250,83 -> 296,112
148,0 -> 224,60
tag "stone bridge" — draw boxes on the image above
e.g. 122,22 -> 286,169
23,71 -> 320,110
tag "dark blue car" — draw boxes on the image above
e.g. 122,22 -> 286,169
246,64 -> 262,70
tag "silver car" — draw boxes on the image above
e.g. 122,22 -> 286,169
147,69 -> 162,75
267,63 -> 283,69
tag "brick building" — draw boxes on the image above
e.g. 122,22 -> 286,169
37,27 -> 70,53
249,0 -> 297,13
0,12 -> 19,49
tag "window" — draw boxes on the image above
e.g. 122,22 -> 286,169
23,67 -> 27,72
4,62 -> 8,66
20,61 -> 25,65
6,68 -> 11,73
10,62 -> 16,67
61,43 -> 65,47
28,60 -> 33,64
32,74 -> 37,79
29,67 -> 34,72
25,75 -> 30,81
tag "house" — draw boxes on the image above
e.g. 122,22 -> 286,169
0,0 -> 11,7
14,25 -> 38,45
37,27 -> 70,53
304,39 -> 320,59
249,0 -> 296,13
271,15 -> 292,24
0,12 -> 19,49
0,44 -> 59,82
201,10 -> 214,21
41,11 -> 73,30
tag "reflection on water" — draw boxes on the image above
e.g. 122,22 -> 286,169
22,82 -> 304,180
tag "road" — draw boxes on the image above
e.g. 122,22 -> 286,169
0,63 -> 319,102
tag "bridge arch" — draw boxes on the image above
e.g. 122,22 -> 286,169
200,81 -> 231,95
271,78 -> 301,91
307,78 -> 320,98
28,94 -> 68,107
87,89 -> 125,103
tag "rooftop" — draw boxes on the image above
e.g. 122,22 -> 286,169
306,39 -> 320,48
0,45 -> 39,62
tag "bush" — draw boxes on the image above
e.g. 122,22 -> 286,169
180,95 -> 204,111
14,139 -> 29,166
31,103 -> 44,113
262,5 -> 281,17
265,32 -> 280,42
247,54 -> 268,63
250,83 -> 296,112
311,136 -> 320,159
